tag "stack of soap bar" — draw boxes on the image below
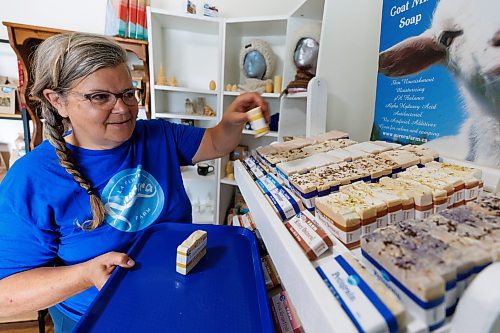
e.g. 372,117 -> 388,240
176,230 -> 207,275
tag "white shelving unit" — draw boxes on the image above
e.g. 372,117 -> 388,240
221,14 -> 289,157
147,7 -> 223,224
278,0 -> 328,140
217,0 -> 328,224
147,0 -> 329,225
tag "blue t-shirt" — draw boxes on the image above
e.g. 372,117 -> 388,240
0,119 -> 205,321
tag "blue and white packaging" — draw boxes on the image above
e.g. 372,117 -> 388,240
256,174 -> 282,195
316,254 -> 404,333
265,187 -> 302,221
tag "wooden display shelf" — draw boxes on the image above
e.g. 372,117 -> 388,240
0,113 -> 22,119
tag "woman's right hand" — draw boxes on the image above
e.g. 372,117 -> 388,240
82,251 -> 135,290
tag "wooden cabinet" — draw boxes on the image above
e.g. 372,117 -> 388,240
2,22 -> 150,150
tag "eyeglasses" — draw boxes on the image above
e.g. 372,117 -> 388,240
68,88 -> 142,109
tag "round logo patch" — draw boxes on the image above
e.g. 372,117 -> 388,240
102,165 -> 164,232
347,274 -> 361,286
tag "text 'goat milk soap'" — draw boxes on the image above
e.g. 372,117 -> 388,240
176,230 -> 207,275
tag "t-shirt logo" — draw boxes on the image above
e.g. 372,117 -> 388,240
102,165 -> 165,232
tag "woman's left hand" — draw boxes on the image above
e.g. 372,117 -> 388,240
223,92 -> 270,126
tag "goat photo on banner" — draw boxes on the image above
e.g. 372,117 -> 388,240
372,0 -> 500,168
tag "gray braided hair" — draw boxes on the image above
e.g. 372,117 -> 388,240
30,32 -> 128,230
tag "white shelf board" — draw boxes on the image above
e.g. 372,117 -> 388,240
154,85 -> 218,95
149,7 -> 221,33
225,15 -> 289,24
220,177 -> 237,186
242,129 -> 279,138
224,16 -> 288,36
223,91 -> 281,98
234,161 -> 357,333
155,113 -> 218,121
285,91 -> 308,98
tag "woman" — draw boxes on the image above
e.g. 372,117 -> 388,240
0,32 -> 268,331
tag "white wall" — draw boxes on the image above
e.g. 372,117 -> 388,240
320,0 -> 382,141
0,0 -> 383,145
151,0 -> 383,141
0,0 -> 108,146
0,0 -> 108,77
150,0 -> 304,18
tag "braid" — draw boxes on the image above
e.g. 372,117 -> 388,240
42,104 -> 105,230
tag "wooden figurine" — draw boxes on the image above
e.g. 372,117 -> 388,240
185,98 -> 195,114
156,64 -> 168,86
265,81 -> 273,93
169,75 -> 177,87
196,97 -> 206,115
203,105 -> 216,117
225,160 -> 234,180
273,75 -> 282,94
231,84 -> 238,92
225,84 -> 232,91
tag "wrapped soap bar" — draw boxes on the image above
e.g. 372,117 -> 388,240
285,210 -> 333,260
317,253 -> 406,333
269,289 -> 304,333
256,173 -> 282,195
265,187 -> 303,221
261,255 -> 281,290
238,212 -> 256,231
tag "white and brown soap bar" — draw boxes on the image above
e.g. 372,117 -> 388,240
176,230 -> 207,275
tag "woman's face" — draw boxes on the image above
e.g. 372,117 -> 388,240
58,63 -> 138,150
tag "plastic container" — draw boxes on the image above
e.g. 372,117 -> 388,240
73,223 -> 273,333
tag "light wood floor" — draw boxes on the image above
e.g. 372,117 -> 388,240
0,316 -> 53,333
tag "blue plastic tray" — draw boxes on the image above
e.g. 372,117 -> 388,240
73,223 -> 274,333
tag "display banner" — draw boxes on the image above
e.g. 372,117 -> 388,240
372,0 -> 500,169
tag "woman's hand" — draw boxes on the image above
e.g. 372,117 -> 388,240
223,92 -> 270,126
82,252 -> 135,291
192,92 -> 271,163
